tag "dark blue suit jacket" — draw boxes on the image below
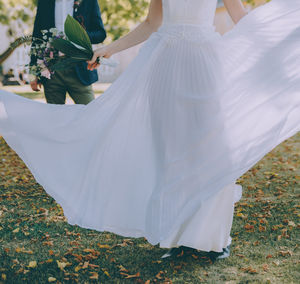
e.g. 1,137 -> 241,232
31,0 -> 106,86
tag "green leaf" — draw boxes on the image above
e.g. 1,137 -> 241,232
64,15 -> 92,53
52,38 -> 92,60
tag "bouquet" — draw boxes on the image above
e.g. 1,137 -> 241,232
29,15 -> 117,80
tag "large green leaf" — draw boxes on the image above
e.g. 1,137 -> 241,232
64,15 -> 93,53
52,38 -> 92,60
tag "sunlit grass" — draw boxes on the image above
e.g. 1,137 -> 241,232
0,130 -> 299,283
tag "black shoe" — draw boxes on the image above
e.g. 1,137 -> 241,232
209,245 -> 231,260
161,246 -> 184,259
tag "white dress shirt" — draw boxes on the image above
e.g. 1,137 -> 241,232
55,0 -> 74,33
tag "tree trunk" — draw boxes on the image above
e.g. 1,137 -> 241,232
0,36 -> 32,65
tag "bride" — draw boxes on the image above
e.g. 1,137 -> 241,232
0,0 -> 300,260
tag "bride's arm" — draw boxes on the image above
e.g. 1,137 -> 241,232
223,0 -> 248,24
88,0 -> 162,70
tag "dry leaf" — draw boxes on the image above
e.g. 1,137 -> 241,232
28,261 -> 37,268
89,272 -> 99,280
262,264 -> 269,272
48,277 -> 56,282
56,260 -> 70,270
13,227 -> 20,233
119,265 -> 128,273
97,243 -> 111,249
125,272 -> 140,279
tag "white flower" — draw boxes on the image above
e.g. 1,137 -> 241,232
37,59 -> 44,65
49,28 -> 58,35
41,69 -> 51,79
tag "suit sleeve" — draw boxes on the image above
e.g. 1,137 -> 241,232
30,0 -> 43,66
86,0 -> 107,44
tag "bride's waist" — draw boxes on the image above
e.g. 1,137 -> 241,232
157,23 -> 220,41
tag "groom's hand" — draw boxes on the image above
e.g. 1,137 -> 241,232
30,78 -> 42,92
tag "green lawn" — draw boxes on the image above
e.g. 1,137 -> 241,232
0,128 -> 299,283
14,90 -> 103,100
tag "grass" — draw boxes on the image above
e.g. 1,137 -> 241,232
14,90 -> 103,100
0,123 -> 299,282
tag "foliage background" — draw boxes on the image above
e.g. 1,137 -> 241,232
0,0 -> 264,42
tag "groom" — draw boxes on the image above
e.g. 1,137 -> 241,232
30,0 -> 106,104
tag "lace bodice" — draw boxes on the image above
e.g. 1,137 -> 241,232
162,0 -> 218,26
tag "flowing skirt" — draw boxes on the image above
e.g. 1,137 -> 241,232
0,0 -> 299,251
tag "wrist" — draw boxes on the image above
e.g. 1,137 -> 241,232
106,43 -> 119,57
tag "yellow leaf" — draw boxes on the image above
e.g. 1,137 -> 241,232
28,261 -> 37,268
89,272 -> 99,280
16,247 -> 23,253
56,260 -> 70,270
2,274 -> 7,280
125,272 -> 140,279
104,270 -> 110,277
97,243 -> 111,249
74,266 -> 81,272
13,227 -> 20,233
48,277 -> 56,282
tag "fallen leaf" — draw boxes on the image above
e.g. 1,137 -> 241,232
241,266 -> 258,274
125,272 -> 140,279
13,227 -> 20,233
56,260 -> 70,270
262,264 -> 269,272
103,270 -> 110,277
259,225 -> 266,232
28,261 -> 37,268
97,243 -> 111,249
48,277 -> 56,282
278,250 -> 292,257
89,272 -> 99,280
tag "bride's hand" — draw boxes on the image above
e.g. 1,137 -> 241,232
87,46 -> 112,71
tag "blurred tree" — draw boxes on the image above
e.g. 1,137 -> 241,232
0,0 -> 37,38
0,0 -> 35,64
99,0 -> 149,41
0,0 -> 268,64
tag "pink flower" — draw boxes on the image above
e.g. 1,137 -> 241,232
41,69 -> 51,79
50,51 -> 54,59
58,51 -> 65,57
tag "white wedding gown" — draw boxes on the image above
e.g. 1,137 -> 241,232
1,0 -> 300,252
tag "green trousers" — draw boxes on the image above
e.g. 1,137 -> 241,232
43,68 -> 95,105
